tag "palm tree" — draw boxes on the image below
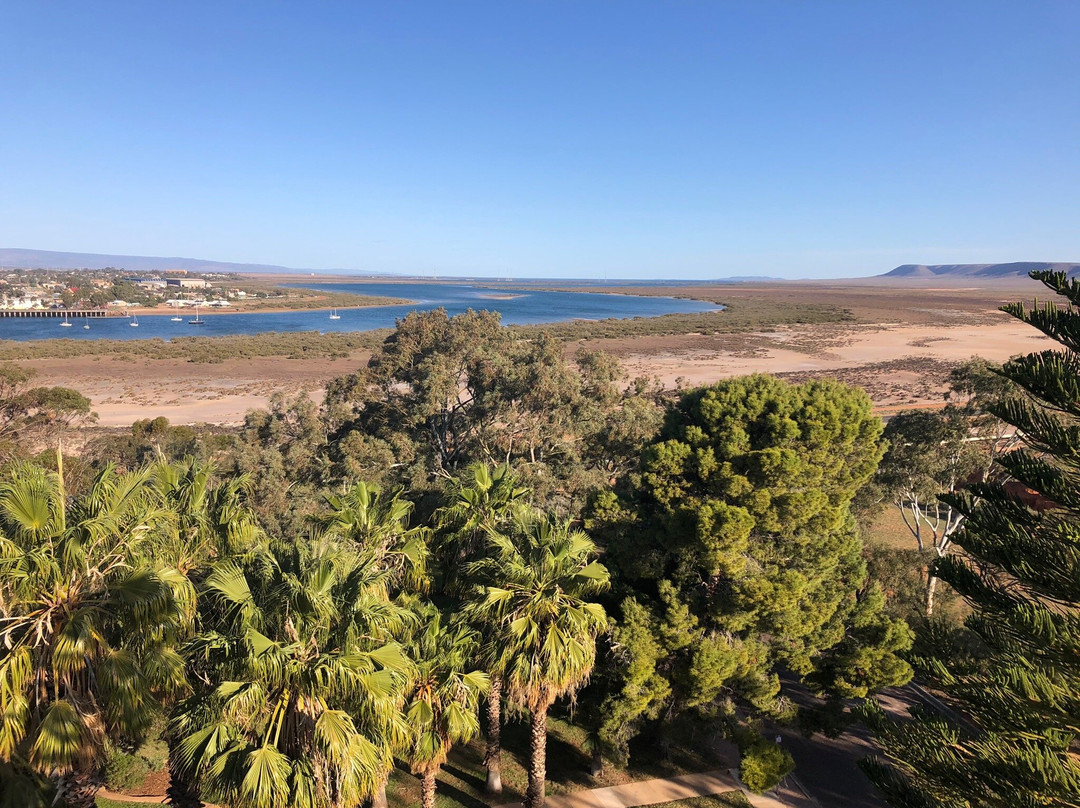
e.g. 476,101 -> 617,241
464,515 -> 609,808
151,457 -> 263,573
437,463 -> 529,794
401,608 -> 489,808
317,481 -> 429,593
0,460 -> 189,808
403,609 -> 488,808
149,457 -> 265,808
175,536 -> 415,808
436,463 -> 530,586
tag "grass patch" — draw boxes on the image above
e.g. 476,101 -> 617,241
648,796 -> 752,808
866,505 -> 915,551
96,798 -> 146,808
230,288 -> 411,311
0,330 -> 390,363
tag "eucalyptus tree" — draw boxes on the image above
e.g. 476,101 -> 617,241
0,461 -> 188,808
401,608 -> 489,808
877,359 -> 1018,616
174,536 -> 414,808
0,364 -> 93,460
464,515 -> 609,808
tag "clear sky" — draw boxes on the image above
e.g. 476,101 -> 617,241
2,2 -> 1078,279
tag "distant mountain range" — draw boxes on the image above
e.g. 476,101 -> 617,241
881,262 -> 1080,279
5,248 -> 1077,282
0,248 -> 350,275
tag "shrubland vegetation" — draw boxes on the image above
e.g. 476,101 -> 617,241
0,331 -> 388,363
0,273 -> 1071,808
0,296 -> 851,363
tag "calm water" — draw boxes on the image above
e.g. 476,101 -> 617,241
0,282 -> 718,342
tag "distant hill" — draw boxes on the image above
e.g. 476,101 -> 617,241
0,248 -> 345,274
882,262 -> 1080,279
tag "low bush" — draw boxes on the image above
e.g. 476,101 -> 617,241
104,750 -> 150,792
738,741 -> 794,794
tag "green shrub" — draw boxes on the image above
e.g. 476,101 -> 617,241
739,741 -> 794,794
104,750 -> 150,791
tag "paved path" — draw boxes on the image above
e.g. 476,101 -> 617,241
497,768 -> 814,808
98,787 -> 222,807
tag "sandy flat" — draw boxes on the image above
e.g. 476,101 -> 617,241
27,354 -> 366,427
610,322 -> 1052,385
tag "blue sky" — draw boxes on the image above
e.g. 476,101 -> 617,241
1,2 -> 1078,279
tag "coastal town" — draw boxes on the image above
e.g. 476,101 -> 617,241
0,267 -> 257,312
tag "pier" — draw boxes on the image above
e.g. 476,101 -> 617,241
0,309 -> 107,318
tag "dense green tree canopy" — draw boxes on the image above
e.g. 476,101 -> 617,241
588,375 -> 912,762
323,308 -> 663,511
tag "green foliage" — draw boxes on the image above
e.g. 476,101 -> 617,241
0,461 -> 189,792
0,330 -> 387,363
103,750 -> 149,792
0,364 -> 93,458
324,308 -> 664,511
231,393 -> 330,539
861,269 -> 1080,806
464,513 -> 610,713
84,417 -> 204,472
462,510 -> 609,808
738,740 -> 794,794
174,538 -> 414,808
513,297 -> 853,342
400,608 -> 488,807
588,375 -> 912,762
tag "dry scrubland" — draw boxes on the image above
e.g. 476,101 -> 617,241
21,276 -> 1056,428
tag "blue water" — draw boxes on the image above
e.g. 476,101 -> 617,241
0,282 -> 718,342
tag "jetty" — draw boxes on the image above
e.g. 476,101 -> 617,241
0,309 -> 107,318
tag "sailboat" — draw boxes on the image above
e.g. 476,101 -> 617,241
189,305 -> 204,325
60,312 -> 72,327
171,311 -> 183,321
329,309 -> 341,320
83,323 -> 90,330
130,314 -> 139,327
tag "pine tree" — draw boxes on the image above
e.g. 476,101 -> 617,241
861,269 -> 1080,807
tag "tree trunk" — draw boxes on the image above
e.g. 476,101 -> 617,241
589,748 -> 604,778
926,573 -> 939,618
372,776 -> 389,808
167,733 -> 204,808
525,705 -> 548,808
59,770 -> 104,808
420,768 -> 437,808
484,675 -> 503,794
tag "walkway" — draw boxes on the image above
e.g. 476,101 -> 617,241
98,788 -> 222,807
100,768 -> 814,808
497,768 -> 817,808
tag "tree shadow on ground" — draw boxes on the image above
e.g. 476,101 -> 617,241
441,762 -> 486,793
